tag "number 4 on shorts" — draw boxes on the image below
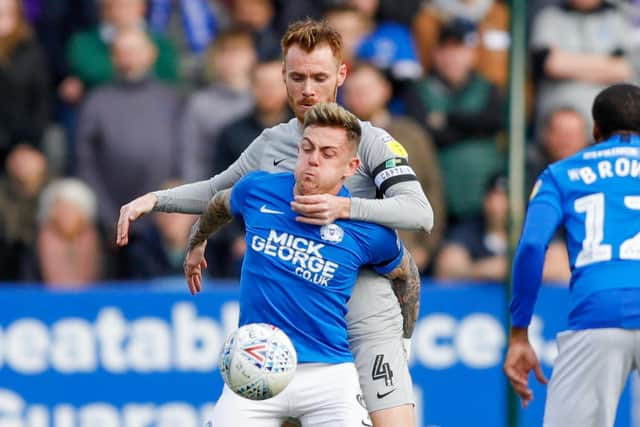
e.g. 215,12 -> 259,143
371,354 -> 394,387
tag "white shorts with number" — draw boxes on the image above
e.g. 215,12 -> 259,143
544,328 -> 640,427
350,335 -> 415,413
209,362 -> 372,427
346,269 -> 415,413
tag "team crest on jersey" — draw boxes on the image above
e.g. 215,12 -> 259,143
320,224 -> 344,243
386,140 -> 408,157
530,179 -> 542,200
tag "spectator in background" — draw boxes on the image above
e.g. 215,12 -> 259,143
0,145 -> 48,281
343,62 -> 445,273
405,21 -> 504,225
270,0 -> 325,37
76,28 -> 182,277
127,179 -> 196,279
530,0 -> 633,135
373,0 -> 422,27
629,0 -> 640,74
436,173 -> 571,284
146,0 -> 218,86
0,0 -> 49,168
36,178 -> 102,287
29,0 -> 97,91
180,28 -> 256,181
229,0 -> 279,60
213,59 -> 290,172
528,107 -> 590,188
435,174 -> 508,282
60,0 -> 178,106
413,0 -> 510,89
348,0 -> 422,104
323,4 -> 370,71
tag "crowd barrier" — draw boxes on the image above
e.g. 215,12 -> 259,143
0,280 -> 634,427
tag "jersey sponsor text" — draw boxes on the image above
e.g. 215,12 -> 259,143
250,230 -> 338,286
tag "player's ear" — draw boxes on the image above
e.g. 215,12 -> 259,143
344,156 -> 360,178
337,63 -> 347,87
593,122 -> 602,142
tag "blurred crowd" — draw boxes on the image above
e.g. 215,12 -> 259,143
0,0 -> 638,287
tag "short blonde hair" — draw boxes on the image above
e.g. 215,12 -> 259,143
281,19 -> 343,62
303,103 -> 361,150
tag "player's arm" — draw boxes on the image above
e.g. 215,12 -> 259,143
350,180 -> 433,232
183,189 -> 233,295
187,189 -> 233,250
384,250 -> 421,339
510,202 -> 562,331
504,172 -> 562,407
505,201 -> 560,407
116,133 -> 266,246
367,225 -> 421,340
292,135 -> 433,232
350,132 -> 434,231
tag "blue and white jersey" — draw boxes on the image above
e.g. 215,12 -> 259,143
511,134 -> 640,330
230,171 -> 404,363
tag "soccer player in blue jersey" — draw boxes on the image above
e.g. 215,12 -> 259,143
185,102 -> 420,426
504,83 -> 640,427
118,21 -> 430,426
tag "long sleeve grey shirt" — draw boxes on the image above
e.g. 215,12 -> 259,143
155,117 -> 433,232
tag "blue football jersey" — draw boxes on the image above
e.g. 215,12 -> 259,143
527,134 -> 640,329
229,171 -> 404,363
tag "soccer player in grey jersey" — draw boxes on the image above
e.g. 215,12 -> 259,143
117,20 -> 433,427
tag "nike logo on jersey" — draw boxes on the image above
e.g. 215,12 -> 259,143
273,158 -> 287,167
376,389 -> 396,399
259,204 -> 284,215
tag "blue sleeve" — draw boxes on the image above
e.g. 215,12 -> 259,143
369,228 -> 405,275
510,169 -> 564,327
229,171 -> 266,216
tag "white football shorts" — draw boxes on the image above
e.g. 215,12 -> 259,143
350,334 -> 415,413
544,328 -> 640,427
209,362 -> 372,427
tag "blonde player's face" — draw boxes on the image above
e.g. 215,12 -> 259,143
294,125 -> 359,196
283,44 -> 347,122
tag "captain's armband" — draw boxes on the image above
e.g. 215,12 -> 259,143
372,157 -> 418,194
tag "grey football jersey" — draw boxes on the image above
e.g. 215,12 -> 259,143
155,117 -> 431,339
223,117 -> 410,197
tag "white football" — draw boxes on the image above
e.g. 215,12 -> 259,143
219,323 -> 297,400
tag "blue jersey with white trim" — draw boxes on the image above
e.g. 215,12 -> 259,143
230,171 -> 404,363
513,134 -> 640,329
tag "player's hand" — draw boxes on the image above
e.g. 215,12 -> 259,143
184,241 -> 208,295
290,194 -> 350,225
116,193 -> 158,246
503,332 -> 548,408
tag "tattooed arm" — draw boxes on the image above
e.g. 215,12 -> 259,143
184,189 -> 233,295
385,250 -> 421,338
187,189 -> 233,250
